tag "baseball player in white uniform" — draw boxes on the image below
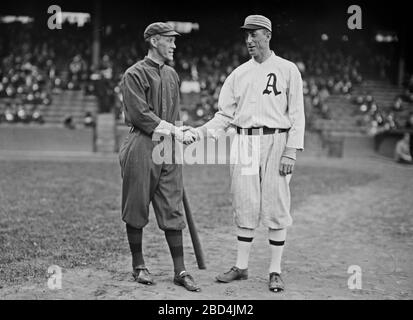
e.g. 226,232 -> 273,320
186,14 -> 305,292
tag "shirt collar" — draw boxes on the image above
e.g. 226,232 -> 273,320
144,56 -> 165,68
251,51 -> 275,66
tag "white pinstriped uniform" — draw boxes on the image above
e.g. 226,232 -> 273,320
199,51 -> 305,229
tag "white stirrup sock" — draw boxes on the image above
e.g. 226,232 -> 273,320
235,227 -> 255,270
268,228 -> 287,274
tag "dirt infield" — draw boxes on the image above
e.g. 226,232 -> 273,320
0,154 -> 412,300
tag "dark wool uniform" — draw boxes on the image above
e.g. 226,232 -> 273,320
119,57 -> 185,231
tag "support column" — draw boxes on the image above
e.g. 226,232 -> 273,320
92,0 -> 101,70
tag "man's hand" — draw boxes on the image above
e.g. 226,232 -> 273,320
279,156 -> 295,176
173,126 -> 186,143
183,131 -> 197,145
179,126 -> 200,145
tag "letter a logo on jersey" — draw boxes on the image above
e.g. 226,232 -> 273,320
263,73 -> 281,96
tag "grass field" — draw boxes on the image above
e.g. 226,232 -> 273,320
0,158 -> 378,287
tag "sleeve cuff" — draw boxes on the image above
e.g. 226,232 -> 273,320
282,147 -> 297,160
154,120 -> 175,135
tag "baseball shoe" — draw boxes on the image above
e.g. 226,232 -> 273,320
216,266 -> 248,283
132,265 -> 154,285
269,272 -> 285,292
173,271 -> 201,292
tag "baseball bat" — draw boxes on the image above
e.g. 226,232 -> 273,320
182,187 -> 206,269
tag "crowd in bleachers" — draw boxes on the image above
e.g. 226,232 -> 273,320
353,94 -> 397,135
1,20 -> 409,134
0,37 -> 52,124
351,72 -> 413,135
0,22 -> 118,124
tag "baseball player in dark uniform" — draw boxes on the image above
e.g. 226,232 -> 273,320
119,22 -> 200,292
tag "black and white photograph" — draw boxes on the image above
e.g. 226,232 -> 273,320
0,0 -> 412,306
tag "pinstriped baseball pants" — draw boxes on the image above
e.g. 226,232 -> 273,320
229,131 -> 293,230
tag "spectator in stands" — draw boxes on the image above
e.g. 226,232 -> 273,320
93,55 -> 116,113
31,108 -> 44,124
4,104 -> 16,123
392,96 -> 403,112
354,95 -> 364,105
365,94 -> 374,106
16,104 -> 29,123
318,85 -> 330,101
359,102 -> 368,113
83,111 -> 95,127
63,115 -> 75,129
405,113 -> 413,157
320,103 -> 331,120
368,102 -> 378,116
385,112 -> 397,129
68,54 -> 88,90
368,119 -> 379,136
394,133 -> 413,164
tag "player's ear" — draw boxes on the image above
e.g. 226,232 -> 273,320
150,35 -> 159,48
150,37 -> 157,48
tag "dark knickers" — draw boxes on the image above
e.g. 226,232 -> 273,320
119,131 -> 185,231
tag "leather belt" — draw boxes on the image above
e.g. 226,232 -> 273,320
236,126 -> 289,135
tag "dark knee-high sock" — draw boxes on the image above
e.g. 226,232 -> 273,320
126,224 -> 144,269
164,230 -> 185,275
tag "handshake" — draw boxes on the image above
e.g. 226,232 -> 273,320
153,121 -> 201,145
174,126 -> 200,145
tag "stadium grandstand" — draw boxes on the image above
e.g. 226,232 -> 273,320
0,0 -> 412,157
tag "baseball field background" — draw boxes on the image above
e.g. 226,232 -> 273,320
0,144 -> 412,299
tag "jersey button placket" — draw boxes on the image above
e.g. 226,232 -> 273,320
161,70 -> 167,119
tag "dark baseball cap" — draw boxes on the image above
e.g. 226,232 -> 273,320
143,22 -> 180,40
240,15 -> 272,32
